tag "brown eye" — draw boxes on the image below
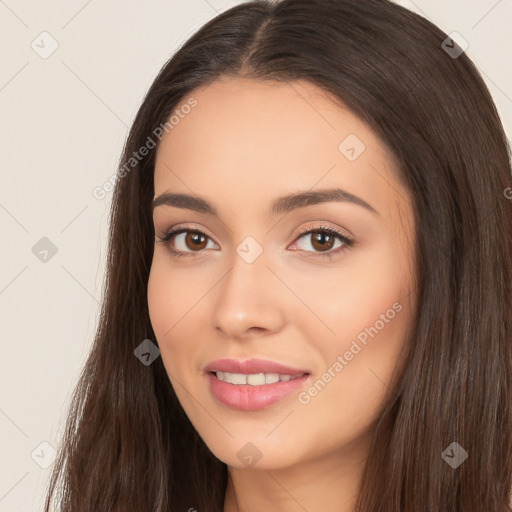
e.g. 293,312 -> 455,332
310,231 -> 336,252
288,225 -> 354,259
184,231 -> 208,251
157,228 -> 218,257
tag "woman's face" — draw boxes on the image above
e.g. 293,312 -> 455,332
148,77 -> 416,471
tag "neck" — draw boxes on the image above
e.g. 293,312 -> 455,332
223,442 -> 368,512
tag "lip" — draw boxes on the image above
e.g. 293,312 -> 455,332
204,358 -> 311,411
204,358 -> 310,376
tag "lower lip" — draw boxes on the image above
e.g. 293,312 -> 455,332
206,372 -> 311,411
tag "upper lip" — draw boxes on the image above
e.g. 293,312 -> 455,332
204,358 -> 310,376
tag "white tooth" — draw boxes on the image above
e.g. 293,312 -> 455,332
216,371 -> 304,385
247,373 -> 266,386
228,372 -> 248,385
265,373 -> 280,384
220,372 -> 247,385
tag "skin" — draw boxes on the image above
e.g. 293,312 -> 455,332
148,77 -> 416,512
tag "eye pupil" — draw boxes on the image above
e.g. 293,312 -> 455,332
312,231 -> 334,251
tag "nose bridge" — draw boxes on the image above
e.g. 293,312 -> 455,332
211,239 -> 285,338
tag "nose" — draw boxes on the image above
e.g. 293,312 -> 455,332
211,248 -> 286,341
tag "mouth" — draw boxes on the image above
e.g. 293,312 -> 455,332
203,357 -> 310,377
203,358 -> 312,411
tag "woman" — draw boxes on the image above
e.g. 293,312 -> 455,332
44,0 -> 512,510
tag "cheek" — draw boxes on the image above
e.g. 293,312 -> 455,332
148,254 -> 207,333
292,246 -> 410,352
291,245 -> 411,402
302,248 -> 412,417
147,259 -> 199,374
147,262 -> 173,340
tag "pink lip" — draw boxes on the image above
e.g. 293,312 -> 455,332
204,358 -> 311,411
204,358 -> 310,376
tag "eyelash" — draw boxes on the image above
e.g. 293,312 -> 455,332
155,224 -> 354,261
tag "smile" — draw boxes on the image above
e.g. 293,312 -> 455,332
206,371 -> 311,411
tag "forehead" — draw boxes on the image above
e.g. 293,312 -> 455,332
153,77 -> 404,218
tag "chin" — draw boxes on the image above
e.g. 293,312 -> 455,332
203,434 -> 303,471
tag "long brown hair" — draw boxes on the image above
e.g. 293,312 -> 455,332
44,1 -> 512,510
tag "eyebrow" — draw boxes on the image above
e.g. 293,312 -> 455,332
151,187 -> 379,217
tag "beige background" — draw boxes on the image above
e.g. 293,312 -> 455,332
0,1 -> 511,510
